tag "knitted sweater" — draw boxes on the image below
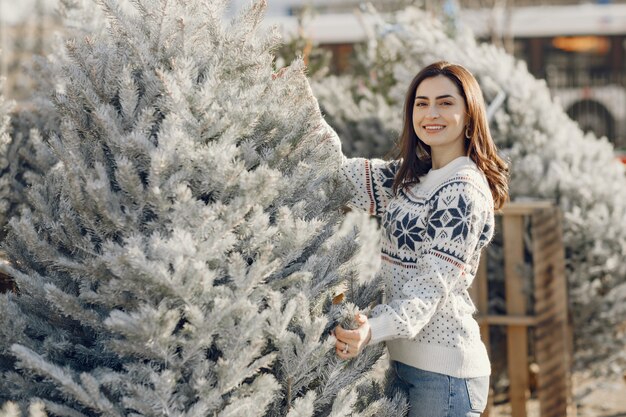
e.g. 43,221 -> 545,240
323,122 -> 494,378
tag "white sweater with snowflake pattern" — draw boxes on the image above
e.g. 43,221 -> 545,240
323,121 -> 494,379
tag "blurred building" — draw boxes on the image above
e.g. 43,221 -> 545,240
465,3 -> 626,149
231,0 -> 626,15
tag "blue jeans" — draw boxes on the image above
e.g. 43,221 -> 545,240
394,361 -> 489,417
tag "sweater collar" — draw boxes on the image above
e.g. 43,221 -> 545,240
420,156 -> 473,189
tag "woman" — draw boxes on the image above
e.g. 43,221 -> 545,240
328,61 -> 509,416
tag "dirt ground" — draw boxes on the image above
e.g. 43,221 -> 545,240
572,372 -> 626,417
490,372 -> 626,417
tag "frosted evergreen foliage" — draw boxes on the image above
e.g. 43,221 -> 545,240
272,7 -> 332,82
0,79 -> 14,235
324,6 -> 626,372
0,108 -> 58,242
0,400 -> 47,417
270,10 -> 401,160
0,1 -> 406,415
271,18 -> 399,160
0,13 -> 65,242
311,76 -> 400,159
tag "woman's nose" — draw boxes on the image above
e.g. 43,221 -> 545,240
427,105 -> 440,118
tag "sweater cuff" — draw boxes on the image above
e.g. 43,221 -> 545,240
368,314 -> 397,345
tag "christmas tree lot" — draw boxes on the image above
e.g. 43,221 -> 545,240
0,0 -> 406,415
310,6 -> 626,374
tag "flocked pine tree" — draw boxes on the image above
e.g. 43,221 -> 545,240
0,1 -> 407,415
0,76 -> 15,294
0,78 -> 14,238
0,4 -> 79,244
270,4 -> 404,160
0,106 -> 58,243
273,6 -> 332,82
0,38 -> 63,298
310,75 -> 399,160
315,5 -> 626,374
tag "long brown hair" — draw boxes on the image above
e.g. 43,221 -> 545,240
392,61 -> 509,210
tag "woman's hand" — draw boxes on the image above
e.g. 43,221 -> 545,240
334,314 -> 372,360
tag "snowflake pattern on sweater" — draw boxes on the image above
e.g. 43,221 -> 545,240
341,156 -> 494,377
318,117 -> 494,377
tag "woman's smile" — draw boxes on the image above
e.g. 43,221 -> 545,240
423,124 -> 446,133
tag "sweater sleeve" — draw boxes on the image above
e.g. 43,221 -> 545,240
340,157 -> 399,217
317,117 -> 398,217
367,177 -> 494,345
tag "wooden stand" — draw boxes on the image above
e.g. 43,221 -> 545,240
469,202 -> 575,417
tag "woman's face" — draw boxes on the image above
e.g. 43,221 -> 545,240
412,75 -> 467,153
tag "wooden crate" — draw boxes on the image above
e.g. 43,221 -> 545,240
468,201 -> 575,417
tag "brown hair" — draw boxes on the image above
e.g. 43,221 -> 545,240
391,61 -> 509,210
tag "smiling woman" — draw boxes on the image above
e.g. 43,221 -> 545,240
318,61 -> 510,417
393,62 -> 509,205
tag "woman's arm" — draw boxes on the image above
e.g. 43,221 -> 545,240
318,117 -> 399,217
281,67 -> 398,217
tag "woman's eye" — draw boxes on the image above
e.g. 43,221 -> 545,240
441,101 -> 452,106
415,102 -> 427,107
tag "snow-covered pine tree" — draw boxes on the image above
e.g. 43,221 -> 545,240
270,4 -> 405,161
0,1 -> 406,415
0,43 -> 62,296
0,77 -> 14,240
0,76 -> 14,294
0,106 -> 58,244
320,5 -> 626,373
310,75 -> 399,159
273,7 -> 332,82
0,5 -> 80,245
